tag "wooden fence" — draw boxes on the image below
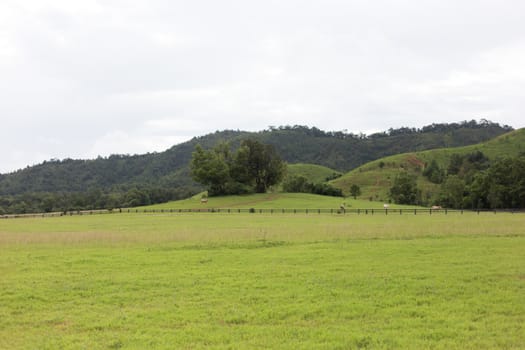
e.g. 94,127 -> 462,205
2,207 -> 524,219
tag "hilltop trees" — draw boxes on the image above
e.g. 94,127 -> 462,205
190,139 -> 286,196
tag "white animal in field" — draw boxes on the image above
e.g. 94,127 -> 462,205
200,198 -> 208,204
431,205 -> 442,210
383,204 -> 389,209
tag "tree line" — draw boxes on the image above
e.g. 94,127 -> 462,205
0,186 -> 194,215
388,152 -> 525,209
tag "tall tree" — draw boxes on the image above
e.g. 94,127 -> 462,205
191,139 -> 286,195
189,144 -> 231,196
233,139 -> 286,193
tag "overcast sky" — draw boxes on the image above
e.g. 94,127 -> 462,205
1,0 -> 524,173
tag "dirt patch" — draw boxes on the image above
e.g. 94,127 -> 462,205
405,154 -> 425,169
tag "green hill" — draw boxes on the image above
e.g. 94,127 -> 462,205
0,121 -> 511,196
286,163 -> 341,183
332,128 -> 525,204
0,121 -> 514,214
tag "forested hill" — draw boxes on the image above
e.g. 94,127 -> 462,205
0,120 -> 512,197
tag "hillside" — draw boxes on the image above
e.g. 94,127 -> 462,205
0,120 -> 511,198
332,128 -> 525,204
286,163 -> 341,183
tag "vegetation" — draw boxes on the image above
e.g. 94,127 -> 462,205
1,212 -> 524,349
0,120 -> 512,214
281,175 -> 343,197
333,128 -> 525,208
389,172 -> 422,205
349,184 -> 361,199
0,186 -> 194,215
286,163 -> 342,183
452,155 -> 525,209
190,139 -> 286,196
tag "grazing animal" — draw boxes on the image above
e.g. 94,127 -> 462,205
431,205 -> 442,210
383,204 -> 390,209
200,198 -> 208,204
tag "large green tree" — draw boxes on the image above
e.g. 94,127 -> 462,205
233,139 -> 286,193
190,139 -> 286,195
189,144 -> 231,196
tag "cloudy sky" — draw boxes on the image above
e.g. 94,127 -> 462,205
1,0 -> 524,173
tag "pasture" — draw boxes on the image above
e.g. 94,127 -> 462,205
0,211 -> 524,349
138,192 -> 419,211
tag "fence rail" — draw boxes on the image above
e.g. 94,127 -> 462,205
1,207 -> 524,219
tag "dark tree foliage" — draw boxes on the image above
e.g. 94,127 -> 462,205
282,175 -> 310,193
350,184 -> 361,199
191,139 -> 286,196
190,144 -> 233,196
0,186 -> 194,215
423,159 -> 445,184
482,157 -> 525,208
233,139 -> 286,193
438,175 -> 466,208
389,172 -> 421,205
282,175 -> 343,197
434,153 -> 525,209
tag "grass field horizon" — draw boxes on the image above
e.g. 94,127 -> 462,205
1,211 -> 524,349
138,192 -> 424,211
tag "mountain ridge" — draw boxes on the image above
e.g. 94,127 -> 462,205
0,120 -> 512,199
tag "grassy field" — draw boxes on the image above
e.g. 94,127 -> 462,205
139,192 -> 420,211
1,212 -> 524,349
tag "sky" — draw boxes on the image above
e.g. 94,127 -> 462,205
1,0 -> 525,173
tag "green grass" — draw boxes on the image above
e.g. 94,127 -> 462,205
286,163 -> 341,183
1,212 -> 524,349
140,192 -> 419,211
